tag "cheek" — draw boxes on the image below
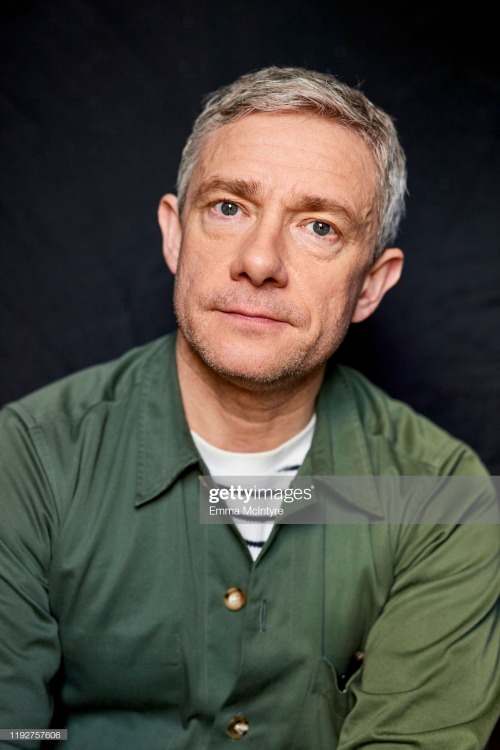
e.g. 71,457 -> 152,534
303,275 -> 351,317
174,243 -> 223,312
175,245 -> 206,291
178,225 -> 230,279
173,254 -> 195,312
305,271 -> 365,332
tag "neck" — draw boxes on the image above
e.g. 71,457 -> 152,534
175,332 -> 324,452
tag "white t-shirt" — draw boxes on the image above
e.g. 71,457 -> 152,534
191,414 -> 316,560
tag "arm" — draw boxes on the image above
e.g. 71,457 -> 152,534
338,517 -> 500,749
0,407 -> 61,748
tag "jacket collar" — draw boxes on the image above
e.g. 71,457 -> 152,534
134,332 -> 200,507
296,361 -> 384,519
135,333 -> 383,518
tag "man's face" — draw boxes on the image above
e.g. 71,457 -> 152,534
160,111 -> 400,387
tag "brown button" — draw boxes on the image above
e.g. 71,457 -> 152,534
227,715 -> 249,739
224,587 -> 247,611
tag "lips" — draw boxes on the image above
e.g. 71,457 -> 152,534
204,290 -> 302,327
219,307 -> 288,324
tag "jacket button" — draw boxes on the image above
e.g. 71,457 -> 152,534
224,587 -> 247,611
227,715 -> 249,739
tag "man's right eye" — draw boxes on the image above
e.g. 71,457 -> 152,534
218,201 -> 239,217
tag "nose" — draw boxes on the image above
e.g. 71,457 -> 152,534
229,219 -> 288,287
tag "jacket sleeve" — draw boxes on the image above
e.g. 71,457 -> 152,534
338,476 -> 500,749
0,407 -> 61,748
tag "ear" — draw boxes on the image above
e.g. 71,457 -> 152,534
158,194 -> 182,274
351,248 -> 404,323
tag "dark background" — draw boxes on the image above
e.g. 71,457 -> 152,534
1,2 -> 499,741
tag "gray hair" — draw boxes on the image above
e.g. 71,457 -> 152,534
176,66 -> 407,257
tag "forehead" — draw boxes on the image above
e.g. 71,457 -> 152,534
188,111 -> 378,215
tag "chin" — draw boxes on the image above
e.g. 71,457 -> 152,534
176,312 -> 332,389
191,336 -> 319,390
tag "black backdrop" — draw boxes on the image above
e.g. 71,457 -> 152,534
2,0 -> 499,467
1,0 -> 499,743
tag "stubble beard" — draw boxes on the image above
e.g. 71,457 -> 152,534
173,283 -> 348,394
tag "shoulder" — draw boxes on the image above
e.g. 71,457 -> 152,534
332,364 -> 488,476
1,334 -> 175,431
0,333 -> 177,523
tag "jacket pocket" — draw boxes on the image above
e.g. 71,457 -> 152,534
291,657 -> 358,749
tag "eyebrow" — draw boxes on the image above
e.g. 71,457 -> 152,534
192,176 -> 362,231
192,177 -> 262,205
290,194 -> 359,228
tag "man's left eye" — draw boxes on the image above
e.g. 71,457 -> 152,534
218,201 -> 239,217
309,220 -> 333,237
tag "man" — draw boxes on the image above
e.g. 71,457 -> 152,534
0,66 -> 498,749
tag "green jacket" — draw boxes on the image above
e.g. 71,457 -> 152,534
0,332 -> 498,749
